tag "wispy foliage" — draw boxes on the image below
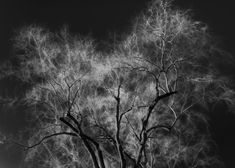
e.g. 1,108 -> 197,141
2,0 -> 234,168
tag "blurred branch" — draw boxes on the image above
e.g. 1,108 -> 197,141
13,132 -> 77,150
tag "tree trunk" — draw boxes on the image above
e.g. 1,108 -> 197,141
115,94 -> 126,168
60,117 -> 101,168
82,137 -> 100,168
80,127 -> 106,168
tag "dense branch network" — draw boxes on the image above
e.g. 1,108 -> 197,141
6,0 -> 234,168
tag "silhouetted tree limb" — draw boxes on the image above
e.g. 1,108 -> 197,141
13,132 -> 77,150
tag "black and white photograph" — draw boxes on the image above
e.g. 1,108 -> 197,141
0,0 -> 235,168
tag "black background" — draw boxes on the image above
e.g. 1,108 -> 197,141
0,0 -> 235,167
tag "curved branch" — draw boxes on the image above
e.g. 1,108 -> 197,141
13,132 -> 77,150
146,125 -> 170,134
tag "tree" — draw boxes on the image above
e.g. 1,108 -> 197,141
3,0 -> 234,168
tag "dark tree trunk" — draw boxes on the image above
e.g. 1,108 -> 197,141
82,136 -> 100,168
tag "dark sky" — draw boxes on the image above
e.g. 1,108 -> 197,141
0,0 -> 235,58
0,0 -> 235,167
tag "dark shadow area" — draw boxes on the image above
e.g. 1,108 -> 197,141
209,103 -> 235,168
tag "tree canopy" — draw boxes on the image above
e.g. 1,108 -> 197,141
1,0 -> 235,168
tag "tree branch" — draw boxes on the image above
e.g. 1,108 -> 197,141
146,124 -> 170,134
59,117 -> 79,133
13,132 -> 77,150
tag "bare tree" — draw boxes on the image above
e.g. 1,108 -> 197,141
4,0 -> 234,168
